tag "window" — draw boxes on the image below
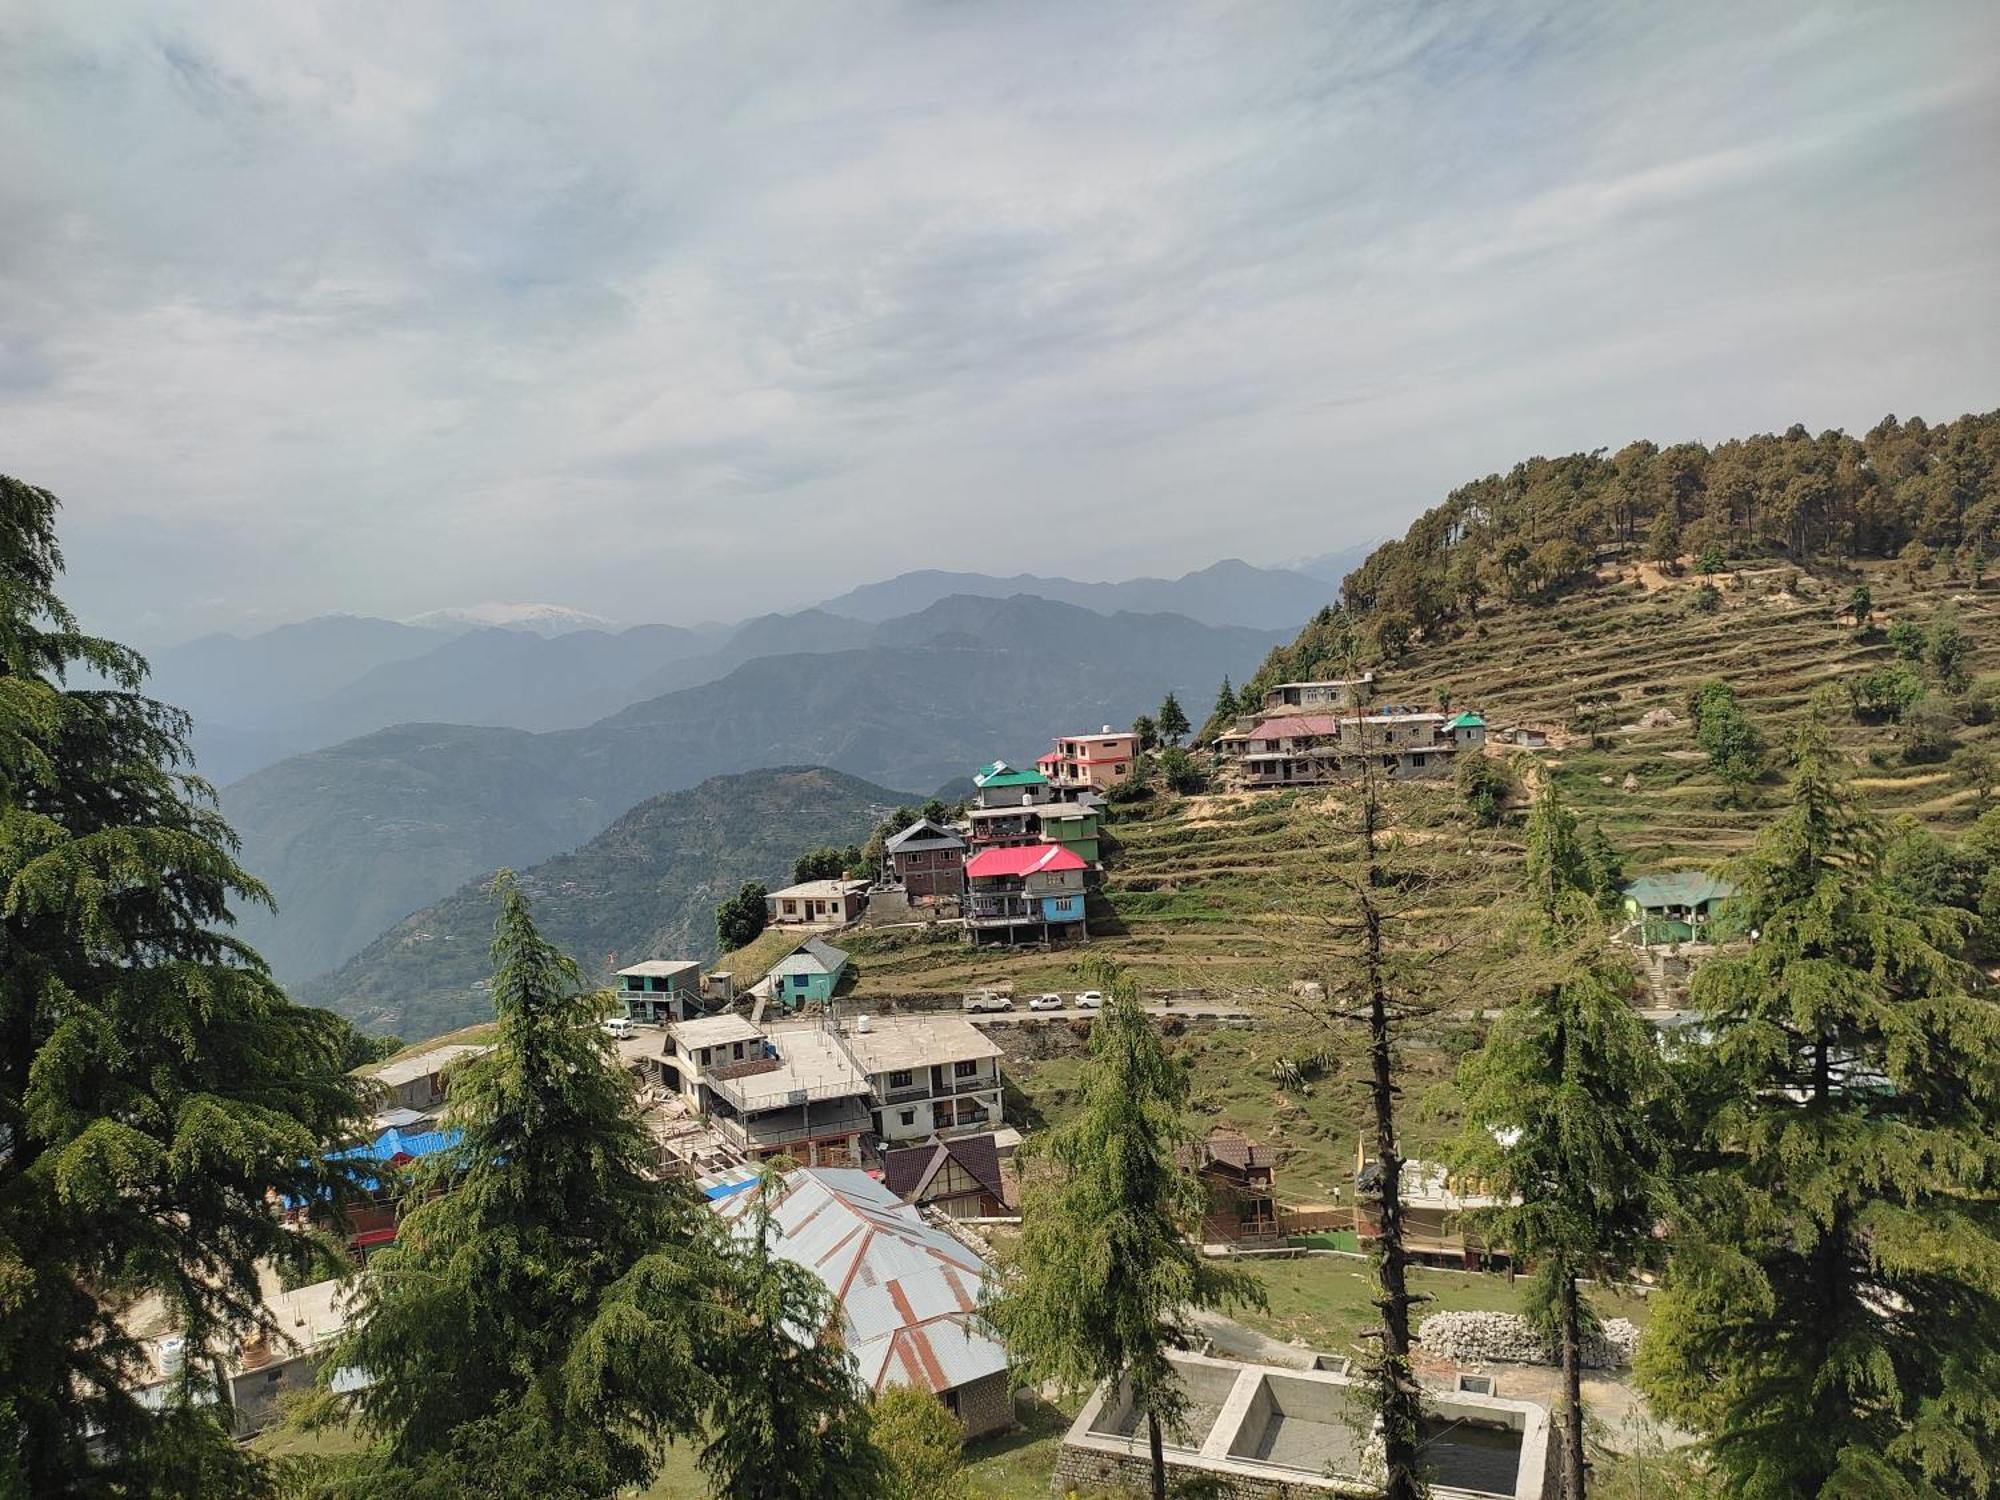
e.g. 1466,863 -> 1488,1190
889,1069 -> 913,1088
953,1059 -> 978,1079
732,1042 -> 744,1060
898,1110 -> 916,1127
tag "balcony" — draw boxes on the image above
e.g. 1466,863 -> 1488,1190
934,1074 -> 999,1097
965,896 -> 1034,923
713,1097 -> 873,1151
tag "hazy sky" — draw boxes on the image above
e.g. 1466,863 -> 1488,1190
4,1 -> 1996,645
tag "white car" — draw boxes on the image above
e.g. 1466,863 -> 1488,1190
1028,993 -> 1064,1011
602,1016 -> 636,1039
1074,990 -> 1105,1009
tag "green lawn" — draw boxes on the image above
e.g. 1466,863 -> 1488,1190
1239,1254 -> 1652,1358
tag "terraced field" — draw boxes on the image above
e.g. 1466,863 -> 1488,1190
840,560 -> 1996,1005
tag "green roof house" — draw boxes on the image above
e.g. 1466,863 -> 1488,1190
1621,873 -> 1739,944
972,760 -> 1052,810
1445,711 -> 1486,747
764,937 -> 851,1009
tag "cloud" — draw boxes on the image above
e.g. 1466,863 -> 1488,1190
0,0 -> 1995,643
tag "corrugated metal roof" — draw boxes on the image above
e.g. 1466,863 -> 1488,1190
964,843 -> 1086,878
715,1168 -> 1007,1395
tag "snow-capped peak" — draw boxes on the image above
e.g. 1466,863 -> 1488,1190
402,603 -> 616,637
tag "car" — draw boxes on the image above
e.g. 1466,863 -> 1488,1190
962,991 -> 1015,1013
601,1016 -> 637,1039
1074,990 -> 1104,1009
1028,993 -> 1064,1011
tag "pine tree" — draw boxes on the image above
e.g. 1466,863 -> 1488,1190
324,872 -> 735,1494
1132,714 -> 1159,753
1638,699 -> 2000,1498
1451,784 -> 1669,1499
1156,692 -> 1190,747
0,474 -> 372,1497
984,964 -> 1261,1500
698,1166 -> 882,1500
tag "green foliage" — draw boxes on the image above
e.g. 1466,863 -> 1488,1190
1453,750 -> 1511,826
1956,742 -> 1997,809
326,874 -> 734,1493
1197,677 -> 1240,746
984,965 -> 1263,1496
793,845 -> 850,883
717,880 -> 770,952
1924,601 -> 1972,690
1845,583 -> 1873,626
1695,543 -> 1728,575
1156,745 -> 1205,796
1132,714 -> 1159,753
871,1387 -> 970,1500
1156,692 -> 1190,747
1638,705 -> 2000,1499
0,473 -> 373,1498
1646,508 -> 1682,565
1844,664 -> 1925,722
1886,618 -> 1926,661
1685,580 -> 1723,614
1898,692 -> 1956,765
1685,679 -> 1764,805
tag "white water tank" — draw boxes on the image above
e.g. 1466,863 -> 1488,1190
855,1015 -> 872,1033
159,1335 -> 185,1376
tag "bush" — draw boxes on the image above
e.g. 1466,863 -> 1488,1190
1846,665 -> 1925,722
1685,581 -> 1723,614
1157,745 -> 1205,795
1902,695 -> 1958,764
1454,752 -> 1511,826
1695,543 -> 1727,575
1887,619 -> 1926,661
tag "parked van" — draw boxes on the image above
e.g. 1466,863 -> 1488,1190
602,1016 -> 636,1039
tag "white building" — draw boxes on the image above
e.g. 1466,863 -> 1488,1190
841,1016 -> 1005,1145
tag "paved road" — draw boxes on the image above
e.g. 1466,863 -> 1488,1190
968,1004 -> 1252,1024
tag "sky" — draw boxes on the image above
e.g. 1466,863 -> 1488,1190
3,1 -> 1996,647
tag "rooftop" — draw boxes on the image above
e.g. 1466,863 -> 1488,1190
884,818 -> 965,853
768,936 -> 851,977
616,958 -> 702,979
843,1015 -> 1003,1075
709,1026 -> 870,1111
964,843 -> 1087,879
667,1013 -> 766,1051
884,1133 -> 1008,1206
1624,872 -> 1738,909
767,879 -> 868,901
973,760 -> 1049,789
369,1042 -> 491,1089
1447,711 -> 1487,728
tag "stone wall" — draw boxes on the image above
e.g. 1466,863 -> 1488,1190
953,1371 -> 1015,1441
1415,1310 -> 1640,1369
1050,1444 -> 1338,1499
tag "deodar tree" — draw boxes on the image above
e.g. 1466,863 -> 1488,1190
1639,698 -> 2000,1498
984,963 -> 1261,1500
0,475 -> 373,1498
1451,785 -> 1669,1500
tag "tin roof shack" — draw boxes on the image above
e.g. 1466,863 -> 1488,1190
884,818 -> 967,903
1620,873 -> 1740,946
763,936 -> 851,1009
615,958 -> 704,1024
962,843 -> 1088,948
1191,1130 -> 1278,1243
844,1016 -> 1005,1144
1056,1350 -> 1552,1499
883,1132 -> 1010,1219
126,1271 -> 362,1438
365,1041 -> 491,1117
1355,1158 -> 1510,1271
765,878 -> 869,926
715,1167 -> 1013,1438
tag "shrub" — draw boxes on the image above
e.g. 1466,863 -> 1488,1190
1902,695 -> 1958,764
1454,751 -> 1512,826
1887,619 -> 1926,661
1846,665 -> 1926,722
1695,543 -> 1727,575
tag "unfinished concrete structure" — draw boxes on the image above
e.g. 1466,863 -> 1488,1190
1054,1351 -> 1552,1499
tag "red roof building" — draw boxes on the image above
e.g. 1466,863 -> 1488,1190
963,843 -> 1087,879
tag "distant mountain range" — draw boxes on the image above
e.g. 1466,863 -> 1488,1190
814,559 -> 1331,629
225,595 -> 1289,984
299,767 -> 905,1039
147,561 -> 1336,783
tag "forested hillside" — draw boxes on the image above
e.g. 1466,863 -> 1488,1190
301,767 -> 906,1037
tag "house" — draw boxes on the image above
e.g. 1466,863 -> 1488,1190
963,801 -> 1050,851
675,1017 -> 873,1165
763,936 -> 851,1008
970,759 -> 1052,809
127,1271 -> 364,1438
1496,723 -> 1550,748
1192,1130 -> 1278,1243
962,843 -> 1088,947
1035,801 -> 1102,868
883,1132 -> 1011,1218
1258,675 -> 1374,714
1040,727 -> 1139,794
365,1042 -> 491,1117
1238,709 -> 1460,787
1056,1350 -> 1551,1499
1354,1157 -> 1507,1271
765,879 -> 869,926
714,1168 -> 1014,1437
310,1123 -> 466,1260
616,958 -> 704,1024
1446,710 -> 1487,747
1621,873 -> 1739,944
844,1016 -> 1006,1144
884,818 -> 966,901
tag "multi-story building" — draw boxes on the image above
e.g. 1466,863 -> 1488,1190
1038,727 -> 1138,794
615,959 -> 705,1023
761,936 -> 850,1009
963,843 -> 1088,947
970,759 -> 1053,809
1237,709 -> 1471,787
883,817 -> 966,901
673,1016 -> 873,1166
843,1016 -> 1005,1144
1258,674 -> 1375,714
1035,801 -> 1101,867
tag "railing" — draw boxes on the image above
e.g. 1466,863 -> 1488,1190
934,1074 -> 1000,1097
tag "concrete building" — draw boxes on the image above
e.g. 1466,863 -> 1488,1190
715,1168 -> 1014,1438
765,878 -> 868,926
365,1041 -> 491,1117
962,842 -> 1088,947
1056,1350 -> 1552,1499
763,936 -> 851,1008
883,818 -> 967,902
1238,709 -> 1462,787
970,759 -> 1052,810
1034,801 -> 1102,868
1258,675 -> 1375,714
616,958 -> 704,1024
1355,1158 -> 1508,1270
697,1021 -> 873,1165
1039,727 -> 1139,794
843,1015 -> 1005,1144
1620,873 -> 1740,945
